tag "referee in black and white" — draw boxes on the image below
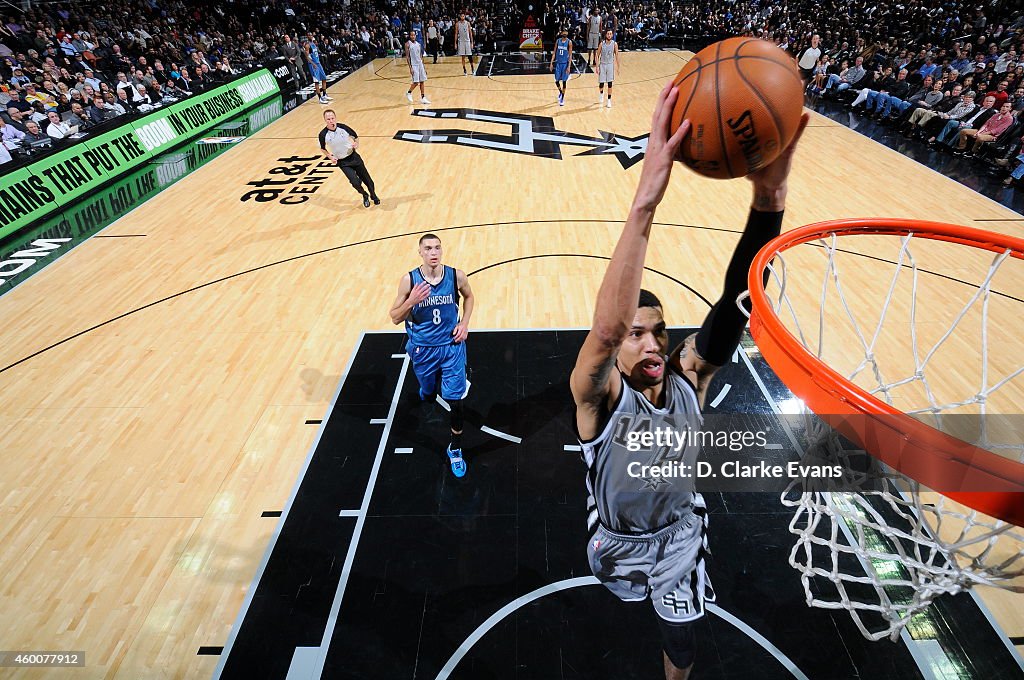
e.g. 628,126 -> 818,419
319,109 -> 380,207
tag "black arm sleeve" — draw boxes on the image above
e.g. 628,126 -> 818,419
694,208 -> 784,366
318,126 -> 327,150
340,123 -> 358,138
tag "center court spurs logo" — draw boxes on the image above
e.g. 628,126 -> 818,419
393,108 -> 649,168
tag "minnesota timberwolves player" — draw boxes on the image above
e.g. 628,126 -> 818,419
549,29 -> 572,106
390,234 -> 475,477
571,83 -> 808,679
304,34 -> 330,104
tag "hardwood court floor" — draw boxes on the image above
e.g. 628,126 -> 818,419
0,51 -> 1021,678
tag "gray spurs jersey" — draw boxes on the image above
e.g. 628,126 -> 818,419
600,40 -> 615,64
579,365 -> 702,534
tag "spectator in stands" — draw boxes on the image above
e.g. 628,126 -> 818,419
27,100 -> 48,124
916,55 -> 941,81
5,87 -> 30,112
808,56 -> 833,94
823,55 -> 866,97
0,115 -> 25,147
986,79 -> 1010,108
103,91 -> 126,115
867,68 -> 911,117
22,119 -> 48,144
1012,88 -> 1024,113
850,65 -> 894,108
925,91 -> 978,142
114,72 -> 132,95
955,101 -> 1015,156
881,75 -> 933,119
45,109 -> 77,139
905,84 -> 964,136
1000,137 -> 1024,187
67,102 -> 90,129
894,78 -> 946,123
23,83 -> 54,110
103,44 -> 126,72
87,94 -> 116,124
934,94 -> 997,147
83,67 -> 101,90
5,106 -> 27,131
115,87 -> 135,113
131,83 -> 151,106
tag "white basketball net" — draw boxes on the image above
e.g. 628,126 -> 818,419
756,230 -> 1024,641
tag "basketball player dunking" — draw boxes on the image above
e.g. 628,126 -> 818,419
390,234 -> 475,477
596,29 -> 619,107
319,109 -> 379,207
550,29 -> 572,106
571,83 -> 808,679
455,13 -> 474,75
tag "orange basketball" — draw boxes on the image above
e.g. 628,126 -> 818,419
670,38 -> 805,179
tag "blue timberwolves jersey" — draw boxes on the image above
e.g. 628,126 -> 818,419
406,266 -> 460,347
555,38 -> 570,64
309,42 -> 322,65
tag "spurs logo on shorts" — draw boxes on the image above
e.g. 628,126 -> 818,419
661,591 -> 691,616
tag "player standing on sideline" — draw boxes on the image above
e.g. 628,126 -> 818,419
550,29 -> 573,106
587,9 -> 602,66
426,20 -> 441,63
456,13 -> 474,75
319,109 -> 380,208
389,234 -> 475,478
305,34 -> 330,104
570,82 -> 808,680
406,30 -> 432,104
597,30 -> 620,108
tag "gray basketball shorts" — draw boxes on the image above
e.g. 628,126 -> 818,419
587,495 -> 714,623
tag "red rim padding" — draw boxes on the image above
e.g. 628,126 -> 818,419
748,219 -> 1024,526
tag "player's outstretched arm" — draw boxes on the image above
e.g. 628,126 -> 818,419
453,269 -> 473,342
571,83 -> 689,435
672,113 -> 810,405
389,274 -> 430,325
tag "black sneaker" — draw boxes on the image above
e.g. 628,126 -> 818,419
371,195 -> 380,205
362,194 -> 371,207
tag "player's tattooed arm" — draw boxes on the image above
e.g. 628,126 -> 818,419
670,333 -> 718,407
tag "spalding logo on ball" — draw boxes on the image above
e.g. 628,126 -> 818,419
670,38 -> 804,179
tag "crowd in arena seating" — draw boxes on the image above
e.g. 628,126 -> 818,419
789,1 -> 1024,189
2,0 -> 1024,187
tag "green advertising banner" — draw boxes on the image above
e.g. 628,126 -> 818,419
0,97 -> 284,293
133,70 -> 278,156
0,69 -> 279,239
0,168 -> 43,232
